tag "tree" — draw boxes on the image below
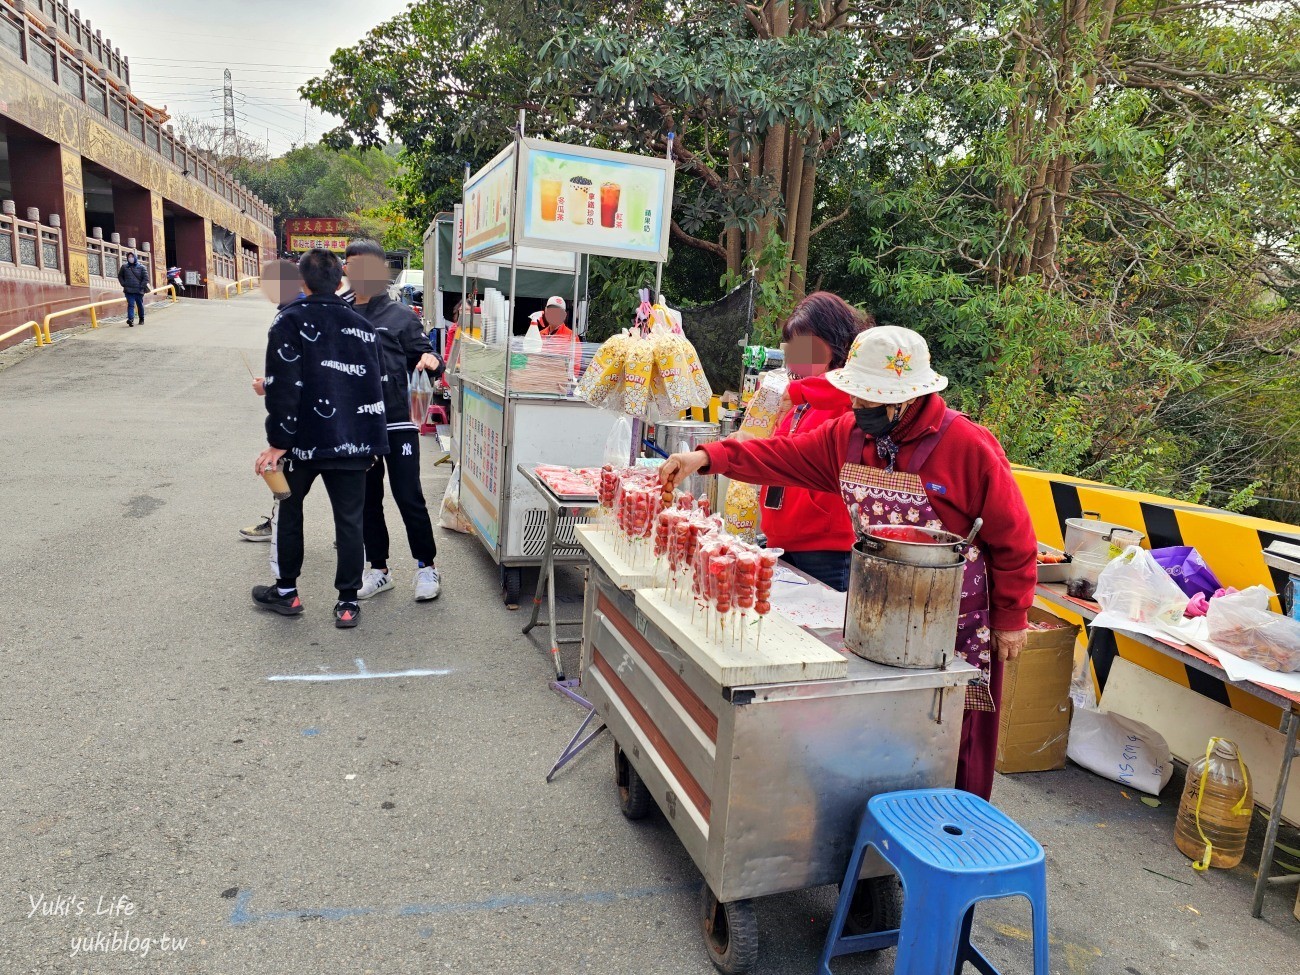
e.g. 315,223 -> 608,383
171,113 -> 268,169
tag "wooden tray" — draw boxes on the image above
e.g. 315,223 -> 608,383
635,588 -> 848,687
575,526 -> 660,590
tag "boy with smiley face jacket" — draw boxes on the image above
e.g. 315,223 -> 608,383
254,248 -> 388,628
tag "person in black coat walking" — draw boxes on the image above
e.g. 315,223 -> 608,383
251,249 -> 389,629
117,253 -> 150,326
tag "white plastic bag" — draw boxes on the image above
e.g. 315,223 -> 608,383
438,465 -> 471,534
603,414 -> 634,468
1208,586 -> 1300,672
1066,707 -> 1174,795
1095,545 -> 1188,626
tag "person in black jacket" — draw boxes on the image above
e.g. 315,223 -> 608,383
342,239 -> 445,602
252,249 -> 389,629
117,252 -> 150,326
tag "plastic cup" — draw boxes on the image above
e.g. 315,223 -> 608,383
540,178 -> 561,221
262,461 -> 291,501
600,182 -> 621,228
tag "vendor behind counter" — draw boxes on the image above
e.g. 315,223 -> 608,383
660,325 -> 1038,801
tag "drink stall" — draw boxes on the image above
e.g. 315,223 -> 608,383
445,121 -> 677,605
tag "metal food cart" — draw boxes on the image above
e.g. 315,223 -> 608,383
447,116 -> 677,605
575,528 -> 975,974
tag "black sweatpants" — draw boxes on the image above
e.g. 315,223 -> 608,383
363,428 -> 437,568
274,458 -> 368,600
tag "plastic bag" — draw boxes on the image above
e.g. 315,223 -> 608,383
603,414 -> 634,468
575,332 -> 630,409
723,481 -> 762,543
409,368 -> 434,426
1066,707 -> 1174,795
738,369 -> 790,439
1095,545 -> 1188,626
1150,546 -> 1222,598
438,466 -> 472,534
622,337 -> 655,417
1207,586 -> 1300,672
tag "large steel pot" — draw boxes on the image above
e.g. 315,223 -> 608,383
654,420 -> 720,506
857,525 -> 969,567
843,519 -> 982,669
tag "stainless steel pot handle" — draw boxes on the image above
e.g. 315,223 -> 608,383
1082,510 -> 1101,521
954,517 -> 984,553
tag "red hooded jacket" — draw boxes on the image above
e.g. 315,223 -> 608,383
759,376 -> 856,554
701,394 -> 1037,631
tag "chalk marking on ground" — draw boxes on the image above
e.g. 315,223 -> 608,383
267,658 -> 451,682
228,883 -> 693,926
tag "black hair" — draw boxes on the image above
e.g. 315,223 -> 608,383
781,291 -> 875,371
344,238 -> 386,261
298,248 -> 343,295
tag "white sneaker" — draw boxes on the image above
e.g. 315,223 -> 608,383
358,568 -> 394,599
414,565 -> 441,602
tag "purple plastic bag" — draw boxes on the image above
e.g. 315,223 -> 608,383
1151,546 -> 1222,598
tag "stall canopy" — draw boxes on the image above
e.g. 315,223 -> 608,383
433,216 -> 580,299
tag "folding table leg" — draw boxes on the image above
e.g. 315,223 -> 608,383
1253,706 -> 1299,918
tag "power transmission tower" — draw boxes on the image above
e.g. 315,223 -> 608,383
222,68 -> 236,158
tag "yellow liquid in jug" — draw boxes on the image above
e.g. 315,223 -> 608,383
1174,739 -> 1253,870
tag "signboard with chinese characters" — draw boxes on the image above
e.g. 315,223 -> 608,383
462,144 -> 516,261
514,138 -> 674,262
284,218 -> 351,254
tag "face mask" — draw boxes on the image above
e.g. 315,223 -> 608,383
854,405 -> 899,438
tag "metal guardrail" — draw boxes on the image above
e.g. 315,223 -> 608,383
0,319 -> 46,347
38,284 -> 178,343
223,276 -> 261,299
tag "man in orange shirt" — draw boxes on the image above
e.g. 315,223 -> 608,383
529,295 -> 574,339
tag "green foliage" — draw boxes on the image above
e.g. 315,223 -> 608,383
300,0 -> 1300,516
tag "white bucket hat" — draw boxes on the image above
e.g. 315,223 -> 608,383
824,325 -> 948,404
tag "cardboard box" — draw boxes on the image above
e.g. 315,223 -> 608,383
996,607 -> 1080,774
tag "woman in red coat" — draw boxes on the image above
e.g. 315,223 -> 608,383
661,326 -> 1037,800
759,292 -> 872,591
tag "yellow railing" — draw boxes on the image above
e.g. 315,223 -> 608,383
40,284 -> 178,343
0,319 -> 46,347
223,276 -> 261,299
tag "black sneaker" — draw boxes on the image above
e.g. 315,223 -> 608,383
127,320 -> 135,327
334,601 -> 360,629
252,585 -> 303,616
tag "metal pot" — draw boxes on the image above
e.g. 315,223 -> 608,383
857,519 -> 983,568
653,420 -> 720,505
845,542 -> 964,669
1063,511 -> 1144,558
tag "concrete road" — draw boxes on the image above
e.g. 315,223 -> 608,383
2,295 -> 1299,974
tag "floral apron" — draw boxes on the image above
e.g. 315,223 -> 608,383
839,410 -> 996,714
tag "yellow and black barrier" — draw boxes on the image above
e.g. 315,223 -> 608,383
1015,467 -> 1300,726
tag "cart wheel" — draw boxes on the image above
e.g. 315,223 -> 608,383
614,744 -> 653,820
502,567 -> 521,610
698,882 -> 758,975
839,874 -> 903,937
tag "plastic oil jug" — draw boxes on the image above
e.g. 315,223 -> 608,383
1174,737 -> 1253,870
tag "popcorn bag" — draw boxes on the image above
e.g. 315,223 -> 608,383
622,339 -> 655,417
739,369 -> 789,439
575,333 -> 631,409
723,481 -> 761,543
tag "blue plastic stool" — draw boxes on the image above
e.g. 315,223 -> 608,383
818,788 -> 1049,975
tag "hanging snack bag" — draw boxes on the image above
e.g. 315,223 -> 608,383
575,332 -> 630,409
738,368 -> 790,439
622,335 -> 655,417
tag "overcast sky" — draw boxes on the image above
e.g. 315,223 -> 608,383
91,0 -> 412,155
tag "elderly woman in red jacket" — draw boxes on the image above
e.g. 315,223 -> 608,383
661,326 -> 1037,799
758,292 -> 872,591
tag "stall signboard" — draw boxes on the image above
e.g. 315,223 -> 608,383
285,218 -> 350,254
463,144 -> 516,261
460,386 -> 504,550
515,138 -> 674,262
